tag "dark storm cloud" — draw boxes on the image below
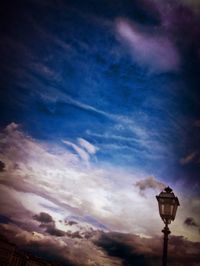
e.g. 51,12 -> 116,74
67,231 -> 82,239
33,212 -> 66,237
33,213 -> 83,239
0,223 -> 113,266
1,220 -> 200,266
95,232 -> 148,266
45,224 -> 83,239
0,214 -> 12,224
0,161 -> 5,172
95,232 -> 200,266
33,212 -> 53,223
184,217 -> 198,227
0,223 -> 76,266
184,217 -> 200,234
45,225 -> 66,237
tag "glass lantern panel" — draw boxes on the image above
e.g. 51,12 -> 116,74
172,204 -> 178,220
170,205 -> 174,215
164,203 -> 172,215
160,204 -> 165,215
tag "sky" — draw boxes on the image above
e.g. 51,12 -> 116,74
0,0 -> 200,265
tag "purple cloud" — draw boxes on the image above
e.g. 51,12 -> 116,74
184,217 -> 198,227
116,18 -> 180,73
0,161 -> 5,172
180,151 -> 199,165
33,212 -> 54,223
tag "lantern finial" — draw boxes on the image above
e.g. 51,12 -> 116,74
164,187 -> 172,193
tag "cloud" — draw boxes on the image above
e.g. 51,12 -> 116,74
0,161 -> 5,172
45,225 -> 66,237
0,212 -> 200,266
5,122 -> 19,132
134,176 -> 165,195
33,213 -> 85,238
67,231 -> 83,239
95,231 -> 200,266
0,214 -> 12,224
184,217 -> 200,234
40,90 -> 174,164
0,223 -> 116,266
95,232 -> 148,266
116,18 -> 180,73
62,140 -> 90,164
0,122 -> 196,243
0,123 -> 153,235
62,138 -> 98,166
184,217 -> 198,227
33,212 -> 54,223
65,220 -> 78,226
180,151 -> 198,165
78,138 -> 98,155
0,223 -> 76,265
33,213 -> 69,238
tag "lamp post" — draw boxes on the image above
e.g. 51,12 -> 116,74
156,187 -> 180,266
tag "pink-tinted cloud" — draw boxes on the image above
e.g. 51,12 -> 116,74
180,151 -> 198,165
78,138 -> 98,155
116,19 -> 180,73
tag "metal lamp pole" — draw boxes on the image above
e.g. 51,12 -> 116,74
162,223 -> 170,266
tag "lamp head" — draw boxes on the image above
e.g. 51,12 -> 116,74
156,186 -> 180,224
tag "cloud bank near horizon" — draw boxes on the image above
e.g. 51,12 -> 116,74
0,123 -> 199,244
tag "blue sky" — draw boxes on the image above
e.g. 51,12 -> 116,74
0,0 -> 200,265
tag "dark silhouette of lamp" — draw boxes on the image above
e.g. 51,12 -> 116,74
156,187 -> 180,266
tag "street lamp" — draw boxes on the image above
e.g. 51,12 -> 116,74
156,186 -> 180,266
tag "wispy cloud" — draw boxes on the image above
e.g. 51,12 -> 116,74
62,138 -> 98,166
180,151 -> 198,165
40,92 -> 166,158
78,138 -> 98,155
116,18 -> 180,73
62,139 -> 91,165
